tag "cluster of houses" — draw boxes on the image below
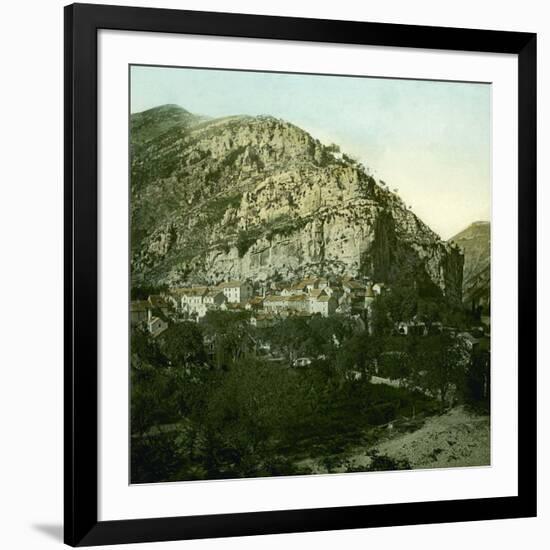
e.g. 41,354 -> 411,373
130,277 -> 490,363
130,280 -> 489,395
130,276 -> 387,335
169,276 -> 385,327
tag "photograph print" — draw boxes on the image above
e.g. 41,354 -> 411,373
129,65 -> 491,484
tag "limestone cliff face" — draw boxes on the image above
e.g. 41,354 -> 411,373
131,105 -> 463,302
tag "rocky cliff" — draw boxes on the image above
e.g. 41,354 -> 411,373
131,105 -> 463,302
449,221 -> 490,309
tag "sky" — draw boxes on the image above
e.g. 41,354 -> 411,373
131,65 -> 491,240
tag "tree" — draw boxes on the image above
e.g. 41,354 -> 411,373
200,357 -> 309,477
386,283 -> 418,323
202,310 -> 253,367
416,299 -> 442,331
464,345 -> 490,409
131,284 -> 168,300
371,277 -> 419,336
335,332 -> 380,379
411,334 -> 469,408
131,364 -> 179,436
378,350 -> 410,380
161,322 -> 206,367
263,316 -> 310,361
131,327 -> 167,369
371,297 -> 393,336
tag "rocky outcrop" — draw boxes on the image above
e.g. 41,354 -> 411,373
449,221 -> 490,309
131,105 -> 463,302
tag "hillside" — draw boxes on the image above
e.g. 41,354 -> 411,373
449,221 -> 490,311
297,406 -> 490,474
130,105 -> 463,301
372,406 -> 490,469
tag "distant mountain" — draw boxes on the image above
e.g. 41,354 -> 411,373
130,104 -> 463,303
449,221 -> 490,311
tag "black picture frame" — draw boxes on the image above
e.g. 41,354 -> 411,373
64,2 -> 537,546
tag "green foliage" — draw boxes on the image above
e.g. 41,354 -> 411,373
202,310 -> 253,368
261,315 -> 354,362
200,357 -> 309,476
131,284 -> 168,300
131,364 -> 180,436
335,332 -> 380,376
404,334 -> 470,408
129,305 -> 443,483
131,328 -> 168,369
370,270 -> 476,336
378,350 -> 410,380
130,276 -> 486,483
131,433 -> 183,483
161,322 -> 206,367
463,347 -> 490,411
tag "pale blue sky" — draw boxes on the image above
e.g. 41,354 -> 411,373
131,65 -> 491,240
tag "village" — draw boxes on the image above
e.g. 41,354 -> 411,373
131,276 -> 385,334
130,274 -> 489,360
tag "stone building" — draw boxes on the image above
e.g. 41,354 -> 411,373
310,295 -> 337,317
218,280 -> 254,303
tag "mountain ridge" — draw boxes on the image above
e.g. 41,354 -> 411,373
130,105 -> 464,303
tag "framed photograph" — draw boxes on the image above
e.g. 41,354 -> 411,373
64,2 -> 537,546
